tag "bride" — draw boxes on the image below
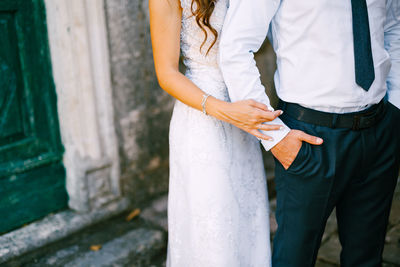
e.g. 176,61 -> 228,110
149,0 -> 282,265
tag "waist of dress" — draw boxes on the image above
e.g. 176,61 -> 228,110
185,67 -> 229,101
185,66 -> 225,83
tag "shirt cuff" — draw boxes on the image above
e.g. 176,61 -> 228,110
260,117 -> 291,151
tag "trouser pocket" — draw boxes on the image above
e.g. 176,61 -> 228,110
277,114 -> 326,178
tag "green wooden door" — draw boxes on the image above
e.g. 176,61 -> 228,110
0,0 -> 68,234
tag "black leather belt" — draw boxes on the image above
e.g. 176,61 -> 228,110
278,99 -> 387,130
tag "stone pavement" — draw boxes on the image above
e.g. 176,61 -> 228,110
4,182 -> 398,266
2,209 -> 167,267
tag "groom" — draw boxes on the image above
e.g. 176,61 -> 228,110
219,0 -> 400,266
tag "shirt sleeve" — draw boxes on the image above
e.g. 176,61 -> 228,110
218,0 -> 290,151
385,0 -> 400,109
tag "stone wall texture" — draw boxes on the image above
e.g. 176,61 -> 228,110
105,0 -> 172,204
104,0 -> 278,205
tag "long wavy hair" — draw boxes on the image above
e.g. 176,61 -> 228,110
190,0 -> 218,54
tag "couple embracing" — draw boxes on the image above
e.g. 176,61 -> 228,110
149,0 -> 400,266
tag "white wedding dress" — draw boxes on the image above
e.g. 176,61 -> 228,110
166,0 -> 271,266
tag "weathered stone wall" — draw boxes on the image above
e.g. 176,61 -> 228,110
105,0 -> 172,204
104,0 -> 278,205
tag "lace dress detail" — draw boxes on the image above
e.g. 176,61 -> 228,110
167,0 -> 271,266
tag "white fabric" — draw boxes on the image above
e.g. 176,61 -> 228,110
166,0 -> 271,266
219,0 -> 400,151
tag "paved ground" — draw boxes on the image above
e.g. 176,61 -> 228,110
6,180 -> 398,266
3,206 -> 167,267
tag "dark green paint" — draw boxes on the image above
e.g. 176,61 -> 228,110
0,0 -> 68,233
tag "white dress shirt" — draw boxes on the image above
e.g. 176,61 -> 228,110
219,0 -> 400,151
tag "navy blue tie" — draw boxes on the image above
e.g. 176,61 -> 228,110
351,0 -> 375,91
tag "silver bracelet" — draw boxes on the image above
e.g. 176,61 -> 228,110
201,93 -> 211,115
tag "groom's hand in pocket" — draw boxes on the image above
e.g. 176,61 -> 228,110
271,130 -> 323,170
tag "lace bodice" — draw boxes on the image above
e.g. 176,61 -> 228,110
180,0 -> 229,98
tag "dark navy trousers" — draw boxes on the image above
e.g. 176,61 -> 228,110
272,102 -> 400,267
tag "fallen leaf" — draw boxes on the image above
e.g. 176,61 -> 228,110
90,244 -> 102,251
126,208 -> 141,221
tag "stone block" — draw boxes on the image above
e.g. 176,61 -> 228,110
322,210 -> 337,243
141,195 -> 168,231
383,225 -> 400,265
389,196 -> 400,226
317,235 -> 341,265
0,198 -> 129,264
104,0 -> 171,205
61,229 -> 166,267
87,167 -> 112,199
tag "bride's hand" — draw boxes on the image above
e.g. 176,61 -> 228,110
208,99 -> 283,141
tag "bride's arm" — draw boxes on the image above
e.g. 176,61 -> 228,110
149,0 -> 283,141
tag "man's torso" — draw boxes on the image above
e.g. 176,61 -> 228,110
270,0 -> 390,113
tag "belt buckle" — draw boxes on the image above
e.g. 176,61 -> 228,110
352,115 -> 361,130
